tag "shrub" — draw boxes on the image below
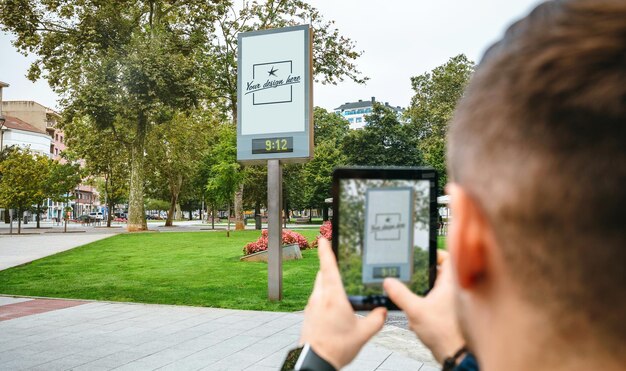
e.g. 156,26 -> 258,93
311,221 -> 332,248
243,229 -> 310,255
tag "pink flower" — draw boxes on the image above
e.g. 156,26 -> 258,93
243,229 -> 310,255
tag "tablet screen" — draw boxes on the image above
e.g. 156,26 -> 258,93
336,177 -> 432,296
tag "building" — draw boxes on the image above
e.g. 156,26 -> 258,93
1,99 -> 101,220
2,100 -> 65,161
1,115 -> 52,156
333,96 -> 404,130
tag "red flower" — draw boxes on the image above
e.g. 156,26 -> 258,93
243,229 -> 310,255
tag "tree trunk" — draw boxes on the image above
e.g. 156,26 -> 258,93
36,204 -> 41,228
226,203 -> 231,237
165,192 -> 178,227
211,206 -> 215,229
188,202 -> 193,221
107,197 -> 114,227
17,207 -> 21,234
323,205 -> 329,221
165,175 -> 182,227
175,203 -> 182,220
234,184 -> 244,230
283,199 -> 288,228
254,201 -> 261,230
127,113 -> 148,232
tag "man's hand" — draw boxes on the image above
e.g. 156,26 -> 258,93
299,238 -> 387,370
383,250 -> 465,364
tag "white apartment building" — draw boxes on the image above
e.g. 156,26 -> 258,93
333,96 -> 404,130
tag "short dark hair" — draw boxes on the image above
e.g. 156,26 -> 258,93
448,0 -> 626,352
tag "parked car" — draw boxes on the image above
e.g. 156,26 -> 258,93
74,215 -> 93,223
89,212 -> 104,220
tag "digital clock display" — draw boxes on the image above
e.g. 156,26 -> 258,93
372,266 -> 401,279
251,137 -> 294,154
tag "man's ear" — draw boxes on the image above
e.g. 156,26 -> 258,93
446,183 -> 489,290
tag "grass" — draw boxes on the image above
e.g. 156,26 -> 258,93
438,235 -> 447,249
0,231 -> 448,312
0,230 -> 320,312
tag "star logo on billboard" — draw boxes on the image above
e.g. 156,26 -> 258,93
245,60 -> 301,105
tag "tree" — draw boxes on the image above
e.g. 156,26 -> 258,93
205,124 -> 244,236
0,149 -> 47,234
207,1 -> 368,230
61,116 -> 130,227
282,108 -> 349,219
242,165 -> 267,229
62,116 -> 129,227
145,109 -> 214,226
343,103 -> 422,166
35,159 -> 82,228
0,0 -> 221,232
406,54 -> 474,192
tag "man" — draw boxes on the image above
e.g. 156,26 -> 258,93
283,0 -> 626,370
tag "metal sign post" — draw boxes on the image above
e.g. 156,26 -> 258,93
237,25 -> 313,301
267,160 -> 283,300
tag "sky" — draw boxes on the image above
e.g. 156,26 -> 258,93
0,0 -> 543,111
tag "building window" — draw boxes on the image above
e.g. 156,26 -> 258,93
348,118 -> 354,123
55,148 -> 59,155
60,136 -> 63,143
55,134 -> 59,141
356,117 -> 362,123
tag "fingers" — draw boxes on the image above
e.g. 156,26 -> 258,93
383,278 -> 422,312
437,249 -> 449,265
358,307 -> 387,341
317,238 -> 342,288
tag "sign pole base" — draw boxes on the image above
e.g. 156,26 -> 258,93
268,159 -> 283,301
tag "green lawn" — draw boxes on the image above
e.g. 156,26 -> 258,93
0,230 -> 320,312
0,231 -> 448,312
438,235 -> 447,249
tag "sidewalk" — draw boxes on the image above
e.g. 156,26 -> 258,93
0,233 -> 117,271
0,296 -> 439,371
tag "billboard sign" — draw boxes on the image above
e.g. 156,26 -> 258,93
237,25 -> 313,163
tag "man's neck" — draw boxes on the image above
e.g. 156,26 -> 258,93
470,294 -> 621,371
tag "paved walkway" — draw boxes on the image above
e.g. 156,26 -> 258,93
0,296 -> 438,371
0,233 -> 117,271
0,222 -> 425,369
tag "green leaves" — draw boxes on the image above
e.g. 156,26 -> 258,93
0,148 -> 81,211
405,54 -> 474,192
343,103 -> 421,167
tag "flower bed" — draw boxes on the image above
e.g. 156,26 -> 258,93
311,221 -> 332,248
243,229 -> 310,256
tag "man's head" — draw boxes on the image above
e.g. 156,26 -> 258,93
447,0 -> 625,360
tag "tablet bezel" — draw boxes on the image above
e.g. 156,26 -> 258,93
331,166 -> 439,309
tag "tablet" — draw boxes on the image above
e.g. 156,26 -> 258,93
331,167 -> 438,310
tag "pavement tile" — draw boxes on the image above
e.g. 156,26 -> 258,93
354,343 -> 393,363
244,365 -> 278,371
377,352 -> 426,370
78,350 -> 149,369
200,353 -> 266,371
169,333 -> 228,352
0,297 -> 32,306
128,340 -> 177,355
343,359 -> 383,371
156,349 -> 221,370
253,345 -> 293,367
419,365 -> 441,371
27,354 -> 96,371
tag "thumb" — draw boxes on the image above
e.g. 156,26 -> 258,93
358,307 -> 387,341
384,278 -> 423,313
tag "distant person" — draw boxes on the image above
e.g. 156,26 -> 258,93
282,0 -> 626,370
